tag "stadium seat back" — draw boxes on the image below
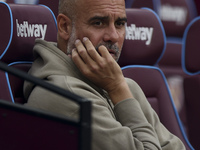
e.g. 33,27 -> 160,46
119,8 -> 194,150
131,0 -> 160,11
6,0 -> 59,16
158,0 -> 197,37
0,100 -> 80,150
181,16 -> 200,149
0,2 -> 57,103
182,17 -> 200,75
118,8 -> 166,67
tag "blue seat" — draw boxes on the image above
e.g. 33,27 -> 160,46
0,2 -> 57,104
156,0 -> 197,134
119,8 -> 194,150
6,0 -> 59,16
0,2 -> 91,150
182,16 -> 200,150
131,0 -> 160,11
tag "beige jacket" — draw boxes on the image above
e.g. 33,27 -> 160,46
24,39 -> 185,150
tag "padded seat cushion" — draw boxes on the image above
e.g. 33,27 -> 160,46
118,8 -> 166,67
0,2 -> 57,63
182,16 -> 200,75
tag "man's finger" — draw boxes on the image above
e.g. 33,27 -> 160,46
83,37 -> 102,61
75,39 -> 92,63
72,48 -> 87,69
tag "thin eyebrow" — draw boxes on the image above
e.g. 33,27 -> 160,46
88,16 -> 127,23
88,16 -> 109,22
116,17 -> 127,23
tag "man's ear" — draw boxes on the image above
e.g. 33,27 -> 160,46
57,14 -> 72,41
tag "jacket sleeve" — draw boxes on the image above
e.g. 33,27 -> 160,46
63,76 -> 184,150
91,97 -> 162,150
124,78 -> 186,150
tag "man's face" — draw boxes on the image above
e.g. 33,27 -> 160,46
68,0 -> 127,61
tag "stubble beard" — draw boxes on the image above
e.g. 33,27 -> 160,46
66,24 -> 122,62
95,43 -> 121,62
67,24 -> 77,55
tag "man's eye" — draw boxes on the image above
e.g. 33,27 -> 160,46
93,21 -> 103,26
116,21 -> 125,27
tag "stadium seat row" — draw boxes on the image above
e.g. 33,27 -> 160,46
0,2 -> 91,150
125,0 -> 200,149
0,1 -> 200,149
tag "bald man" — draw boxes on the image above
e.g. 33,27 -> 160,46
24,0 -> 185,149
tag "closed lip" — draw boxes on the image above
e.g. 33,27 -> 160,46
108,49 -> 116,55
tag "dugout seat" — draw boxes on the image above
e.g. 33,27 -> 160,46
0,2 -> 57,104
131,0 -> 160,11
158,0 -> 197,74
181,16 -> 200,150
158,0 -> 197,38
157,0 -> 197,132
39,0 -> 59,17
0,2 -> 91,150
6,0 -> 59,16
130,1 -> 197,110
118,8 -> 194,150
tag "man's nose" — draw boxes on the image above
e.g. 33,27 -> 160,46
103,24 -> 119,43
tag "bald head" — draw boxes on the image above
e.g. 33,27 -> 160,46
58,0 -> 78,20
58,0 -> 125,21
57,0 -> 126,57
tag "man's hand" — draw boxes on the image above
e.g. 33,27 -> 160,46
72,37 -> 133,104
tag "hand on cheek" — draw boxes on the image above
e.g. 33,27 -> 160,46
72,37 -> 133,104
72,37 -> 123,91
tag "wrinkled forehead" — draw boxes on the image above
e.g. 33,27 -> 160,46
76,0 -> 126,18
